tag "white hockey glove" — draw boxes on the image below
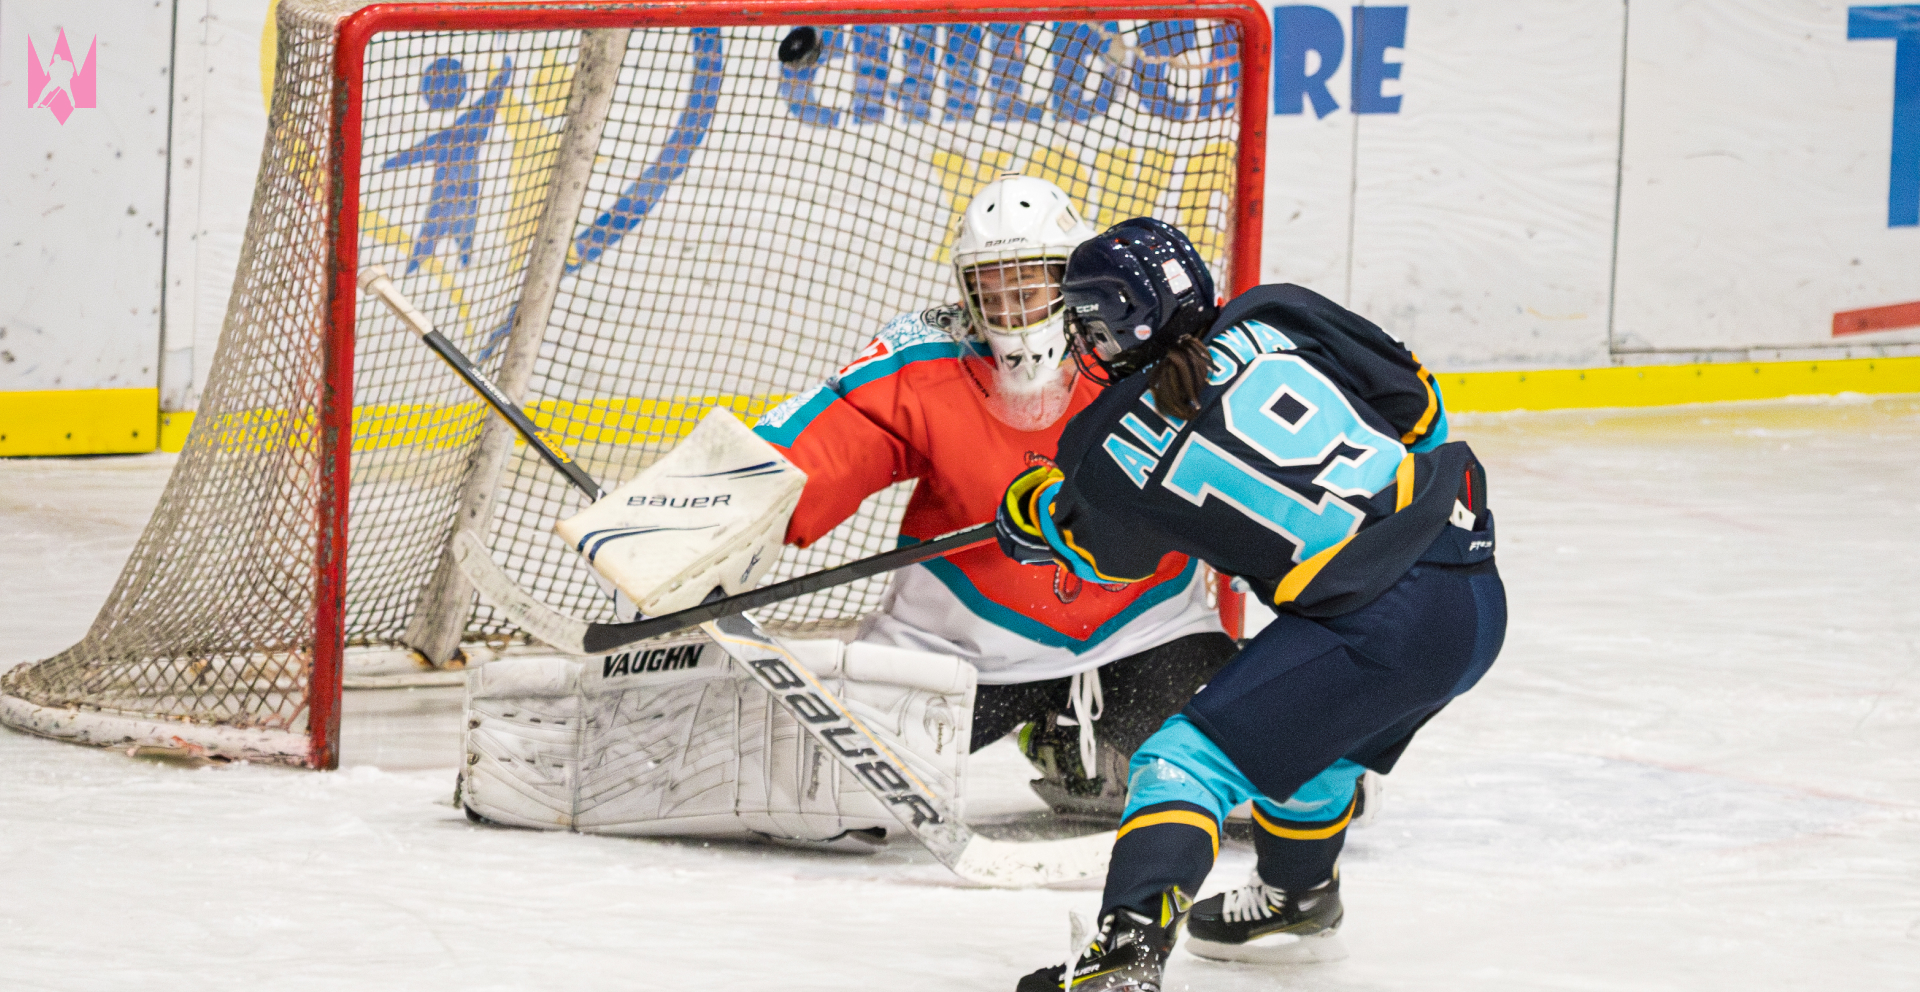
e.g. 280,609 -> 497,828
554,408 -> 805,617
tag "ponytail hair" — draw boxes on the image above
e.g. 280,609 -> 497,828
1146,301 -> 1218,421
1149,336 -> 1210,421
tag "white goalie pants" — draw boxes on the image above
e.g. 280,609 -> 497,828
458,634 -> 976,849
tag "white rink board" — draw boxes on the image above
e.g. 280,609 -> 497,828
1257,4 -> 1356,299
1347,0 -> 1625,370
1613,0 -> 1920,357
0,3 -> 173,393
161,0 -> 277,410
8,0 -> 1920,408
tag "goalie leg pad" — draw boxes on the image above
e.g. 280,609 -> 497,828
462,637 -> 978,849
579,638 -> 976,847
459,656 -> 584,830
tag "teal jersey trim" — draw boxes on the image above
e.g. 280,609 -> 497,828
751,335 -> 978,449
913,550 -> 1201,654
835,337 -> 975,394
753,383 -> 837,448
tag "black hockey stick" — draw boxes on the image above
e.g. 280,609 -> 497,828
576,523 -> 991,653
361,264 -> 993,638
359,268 -> 604,499
363,265 -> 1110,886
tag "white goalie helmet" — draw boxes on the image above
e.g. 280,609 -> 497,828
952,174 -> 1098,401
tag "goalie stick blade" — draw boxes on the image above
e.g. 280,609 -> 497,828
949,830 -> 1116,888
452,530 -> 592,654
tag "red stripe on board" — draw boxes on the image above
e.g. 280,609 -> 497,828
1833,300 -> 1920,337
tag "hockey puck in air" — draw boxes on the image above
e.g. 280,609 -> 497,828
778,27 -> 822,67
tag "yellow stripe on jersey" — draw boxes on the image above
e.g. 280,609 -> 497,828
1272,533 -> 1356,607
1394,452 -> 1418,512
1401,358 -> 1441,445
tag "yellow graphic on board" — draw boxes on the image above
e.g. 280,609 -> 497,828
261,0 -> 279,111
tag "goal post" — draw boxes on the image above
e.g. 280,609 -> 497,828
0,0 -> 1269,769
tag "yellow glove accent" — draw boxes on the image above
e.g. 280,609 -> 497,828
1002,466 -> 1064,537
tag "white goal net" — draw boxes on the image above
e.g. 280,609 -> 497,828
1,0 -> 1265,766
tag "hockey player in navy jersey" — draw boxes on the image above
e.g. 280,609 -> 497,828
998,219 -> 1506,990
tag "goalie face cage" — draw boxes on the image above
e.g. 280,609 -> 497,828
0,0 -> 1268,768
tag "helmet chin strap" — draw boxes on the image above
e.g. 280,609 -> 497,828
1069,299 -> 1219,385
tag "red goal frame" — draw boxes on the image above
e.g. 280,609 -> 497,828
312,1 -> 1271,767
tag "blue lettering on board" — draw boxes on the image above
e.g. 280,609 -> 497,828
1849,6 -> 1920,226
1352,6 -> 1408,114
1273,6 -> 1407,118
1274,6 -> 1345,117
782,23 -> 1241,128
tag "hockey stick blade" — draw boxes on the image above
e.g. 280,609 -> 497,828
577,523 -> 994,654
951,831 -> 1115,888
452,530 -> 592,653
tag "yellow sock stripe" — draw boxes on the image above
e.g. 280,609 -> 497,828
1250,795 -> 1356,841
1116,809 -> 1220,858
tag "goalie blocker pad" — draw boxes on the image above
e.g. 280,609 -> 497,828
554,408 -> 806,617
459,637 -> 976,850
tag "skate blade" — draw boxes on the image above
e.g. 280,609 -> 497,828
1184,930 -> 1348,965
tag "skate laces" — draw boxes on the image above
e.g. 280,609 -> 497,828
1065,668 -> 1104,774
1220,874 -> 1286,923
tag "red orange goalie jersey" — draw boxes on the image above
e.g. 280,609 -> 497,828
753,307 -> 1221,684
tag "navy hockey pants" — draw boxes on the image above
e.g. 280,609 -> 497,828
1103,559 -> 1506,913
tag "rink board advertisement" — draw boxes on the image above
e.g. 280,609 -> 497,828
3,0 -> 1920,455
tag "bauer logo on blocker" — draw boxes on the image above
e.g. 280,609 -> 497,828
26,29 -> 98,124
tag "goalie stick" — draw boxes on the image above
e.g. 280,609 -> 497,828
362,265 -> 1113,888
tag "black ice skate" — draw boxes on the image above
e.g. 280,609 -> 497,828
1184,870 -> 1347,964
1016,891 -> 1189,992
1019,715 -> 1128,822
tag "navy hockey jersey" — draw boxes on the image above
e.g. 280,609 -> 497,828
1032,283 -> 1493,618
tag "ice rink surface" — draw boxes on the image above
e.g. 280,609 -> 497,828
3,397 -> 1918,991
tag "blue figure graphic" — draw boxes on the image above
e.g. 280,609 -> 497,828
383,57 -> 514,272
571,29 -> 724,270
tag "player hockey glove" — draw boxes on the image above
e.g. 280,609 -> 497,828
997,466 -> 1066,567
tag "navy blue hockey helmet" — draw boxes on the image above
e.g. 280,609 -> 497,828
1060,218 -> 1217,381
